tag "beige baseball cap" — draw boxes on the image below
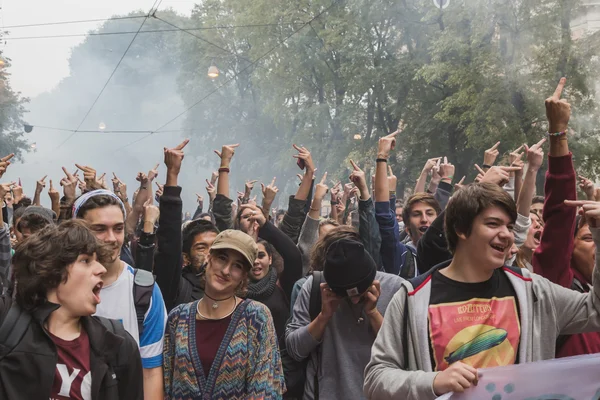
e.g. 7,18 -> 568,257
210,229 -> 258,269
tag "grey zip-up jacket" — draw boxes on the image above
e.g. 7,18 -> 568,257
364,227 -> 600,400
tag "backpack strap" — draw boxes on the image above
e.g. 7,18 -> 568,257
309,271 -> 323,321
402,288 -> 409,368
309,271 -> 324,400
132,269 -> 155,335
0,303 -> 31,359
401,250 -> 416,279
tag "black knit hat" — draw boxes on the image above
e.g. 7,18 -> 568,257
323,238 -> 377,298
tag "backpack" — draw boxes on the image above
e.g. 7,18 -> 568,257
281,271 -> 323,399
132,268 -> 155,335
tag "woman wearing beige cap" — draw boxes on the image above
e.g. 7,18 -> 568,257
163,229 -> 285,399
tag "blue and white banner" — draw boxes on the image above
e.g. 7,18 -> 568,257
437,354 -> 600,400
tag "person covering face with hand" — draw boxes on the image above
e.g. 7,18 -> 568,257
286,228 -> 402,400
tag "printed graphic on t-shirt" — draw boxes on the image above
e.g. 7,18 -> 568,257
50,365 -> 92,400
428,296 -> 520,371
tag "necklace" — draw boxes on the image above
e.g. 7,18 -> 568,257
347,299 -> 365,325
204,292 -> 234,309
197,297 -> 237,321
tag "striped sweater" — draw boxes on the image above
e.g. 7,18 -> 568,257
164,299 -> 285,399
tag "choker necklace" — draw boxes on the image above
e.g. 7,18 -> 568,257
204,293 -> 234,309
197,297 -> 237,320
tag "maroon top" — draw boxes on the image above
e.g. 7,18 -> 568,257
195,315 -> 232,378
48,328 -> 91,400
532,153 -> 600,357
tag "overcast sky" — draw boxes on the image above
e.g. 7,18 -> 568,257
4,0 -> 192,97
0,0 -> 204,210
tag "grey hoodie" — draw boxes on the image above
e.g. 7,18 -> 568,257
286,271 -> 403,400
363,227 -> 600,400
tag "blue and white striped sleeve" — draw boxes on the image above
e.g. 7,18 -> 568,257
139,283 -> 168,369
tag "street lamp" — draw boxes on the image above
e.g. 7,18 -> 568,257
208,60 -> 219,79
353,134 -> 362,140
98,122 -> 106,131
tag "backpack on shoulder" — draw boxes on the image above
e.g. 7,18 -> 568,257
281,271 -> 323,399
132,268 -> 154,334
0,302 -> 32,361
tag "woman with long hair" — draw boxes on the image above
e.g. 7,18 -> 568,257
163,229 -> 285,399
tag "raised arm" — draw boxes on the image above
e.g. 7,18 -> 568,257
532,77 -> 576,288
154,140 -> 187,311
213,144 -> 238,231
517,139 -> 546,217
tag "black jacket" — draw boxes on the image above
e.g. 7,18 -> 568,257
0,298 -> 143,400
416,210 -> 452,274
154,186 -> 184,311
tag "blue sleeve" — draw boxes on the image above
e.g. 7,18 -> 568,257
375,200 -> 407,275
139,283 -> 168,369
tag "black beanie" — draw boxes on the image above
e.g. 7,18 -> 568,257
323,238 -> 377,298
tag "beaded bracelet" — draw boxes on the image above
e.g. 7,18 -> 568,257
548,131 -> 567,137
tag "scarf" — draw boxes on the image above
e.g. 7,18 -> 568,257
245,266 -> 277,301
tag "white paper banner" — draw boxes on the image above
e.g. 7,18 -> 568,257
436,354 -> 600,400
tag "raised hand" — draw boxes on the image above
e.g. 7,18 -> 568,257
475,164 -> 521,187
97,173 -> 108,190
565,200 -> 600,228
261,177 -> 279,205
438,157 -> 455,181
148,163 -> 160,182
484,141 -> 500,166
11,183 -> 23,204
0,154 -> 14,179
196,193 -> 204,204
205,179 -> 216,201
111,172 -> 121,192
0,182 -> 14,200
423,157 -> 442,175
349,160 -> 367,192
320,283 -> 342,320
314,172 -> 329,200
143,198 -> 160,225
164,139 -> 189,177
214,143 -> 240,167
48,179 -> 60,203
579,176 -> 596,200
155,182 -> 164,200
245,180 -> 258,197
60,167 -> 78,201
387,165 -> 398,191
377,131 -> 398,160
210,170 -> 219,185
75,163 -> 100,190
525,138 -> 547,172
293,144 -> 315,173
509,145 -> 524,166
136,172 -> 149,185
454,176 -> 466,191
546,77 -> 570,133
36,175 -> 47,193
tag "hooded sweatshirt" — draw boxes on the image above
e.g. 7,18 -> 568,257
364,232 -> 600,400
532,152 -> 600,356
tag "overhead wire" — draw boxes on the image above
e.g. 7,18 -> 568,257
114,0 -> 342,152
55,0 -> 164,150
2,24 -> 308,41
3,15 -> 146,29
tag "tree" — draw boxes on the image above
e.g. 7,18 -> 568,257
0,54 -> 31,159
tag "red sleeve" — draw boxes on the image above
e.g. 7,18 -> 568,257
532,153 -> 577,288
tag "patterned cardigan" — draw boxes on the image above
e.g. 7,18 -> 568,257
164,299 -> 285,399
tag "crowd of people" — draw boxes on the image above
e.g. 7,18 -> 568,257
0,77 -> 599,400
